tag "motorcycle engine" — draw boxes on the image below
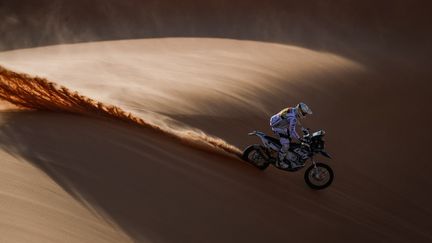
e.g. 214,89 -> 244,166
269,150 -> 278,159
292,148 -> 309,162
287,152 -> 299,163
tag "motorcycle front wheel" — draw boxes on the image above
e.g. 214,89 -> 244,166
242,145 -> 270,170
304,163 -> 334,190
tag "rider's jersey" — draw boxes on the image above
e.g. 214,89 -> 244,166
269,107 -> 300,140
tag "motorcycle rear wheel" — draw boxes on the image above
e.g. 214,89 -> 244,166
242,145 -> 270,170
304,163 -> 334,190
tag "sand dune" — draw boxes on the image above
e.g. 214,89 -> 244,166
0,131 -> 131,242
0,110 -> 428,243
0,38 -> 363,116
0,37 -> 431,243
0,38 -> 362,156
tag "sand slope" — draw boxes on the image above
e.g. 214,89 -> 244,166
0,111 -> 429,243
0,125 -> 131,242
0,38 -> 363,117
0,38 -> 431,242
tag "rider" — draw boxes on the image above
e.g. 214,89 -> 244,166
269,102 -> 313,168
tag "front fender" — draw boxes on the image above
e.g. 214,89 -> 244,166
320,150 -> 332,159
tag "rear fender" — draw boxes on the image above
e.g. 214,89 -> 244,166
249,131 -> 280,151
249,131 -> 271,147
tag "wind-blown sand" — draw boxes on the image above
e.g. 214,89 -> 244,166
0,38 -> 362,157
0,38 -> 431,243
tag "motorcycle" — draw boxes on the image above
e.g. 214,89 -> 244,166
242,127 -> 334,190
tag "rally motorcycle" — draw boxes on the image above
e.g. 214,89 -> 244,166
242,128 -> 334,190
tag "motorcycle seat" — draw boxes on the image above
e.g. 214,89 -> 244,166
264,135 -> 281,145
265,135 -> 301,147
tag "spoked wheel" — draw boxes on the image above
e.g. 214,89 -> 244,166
304,163 -> 334,190
242,145 -> 270,170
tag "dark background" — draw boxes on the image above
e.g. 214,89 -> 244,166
1,0 -> 430,63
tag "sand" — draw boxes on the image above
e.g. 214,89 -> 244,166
0,37 -> 431,243
0,130 -> 131,242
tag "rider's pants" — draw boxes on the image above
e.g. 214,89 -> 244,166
273,130 -> 290,161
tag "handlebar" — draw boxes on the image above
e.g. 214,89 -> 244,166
301,127 -> 311,135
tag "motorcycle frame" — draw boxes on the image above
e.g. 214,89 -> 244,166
248,130 -> 330,171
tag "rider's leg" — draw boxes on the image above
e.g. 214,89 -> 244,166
278,137 -> 290,164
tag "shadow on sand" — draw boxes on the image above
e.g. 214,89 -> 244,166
2,110 -> 432,243
0,111 -> 301,243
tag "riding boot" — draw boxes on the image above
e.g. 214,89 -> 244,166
278,151 -> 289,168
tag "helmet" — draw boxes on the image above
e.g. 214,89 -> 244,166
296,102 -> 312,118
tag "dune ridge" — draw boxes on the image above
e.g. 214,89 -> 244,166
0,65 -> 241,157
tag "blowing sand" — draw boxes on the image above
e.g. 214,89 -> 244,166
0,38 -> 431,242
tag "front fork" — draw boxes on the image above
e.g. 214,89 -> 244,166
310,157 -> 321,178
311,156 -> 318,165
